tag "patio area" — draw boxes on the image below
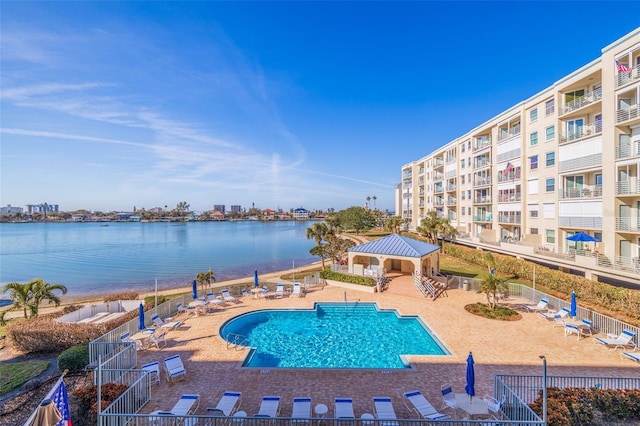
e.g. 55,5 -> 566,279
132,278 -> 640,419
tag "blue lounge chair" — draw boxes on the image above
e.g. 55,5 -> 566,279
207,391 -> 242,416
163,354 -> 187,382
291,397 -> 311,422
256,396 -> 281,417
373,397 -> 399,426
334,398 -> 354,418
595,330 -> 636,350
403,390 -> 449,420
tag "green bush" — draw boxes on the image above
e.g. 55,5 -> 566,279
57,343 -> 89,372
320,270 -> 375,286
143,295 -> 169,309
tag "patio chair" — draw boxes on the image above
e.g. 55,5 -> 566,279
373,397 -> 399,426
259,286 -> 271,299
120,332 -> 143,350
170,394 -> 200,415
621,348 -> 640,364
595,330 -> 636,350
291,397 -> 311,423
403,390 -> 449,421
334,398 -> 355,419
440,384 -> 458,417
524,299 -> 548,312
274,283 -> 285,298
149,331 -> 168,349
151,314 -> 182,331
241,289 -> 250,298
163,354 -> 187,382
483,394 -> 506,419
221,289 -> 238,303
256,396 -> 281,418
564,323 -> 583,340
141,361 -> 160,385
207,391 -> 242,416
539,307 -> 570,324
579,319 -> 594,336
291,283 -> 302,297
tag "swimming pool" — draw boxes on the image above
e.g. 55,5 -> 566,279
219,302 -> 450,369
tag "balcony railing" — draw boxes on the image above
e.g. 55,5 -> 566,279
617,104 -> 640,124
434,158 -> 444,168
558,216 -> 602,229
434,199 -> 444,206
473,137 -> 492,152
473,159 -> 491,170
498,193 -> 521,202
474,177 -> 491,186
434,173 -> 444,182
616,217 -> 640,232
473,197 -> 492,204
498,127 -> 521,142
615,67 -> 640,88
434,186 -> 444,194
560,121 -> 602,144
616,140 -> 640,159
560,185 -> 603,199
616,180 -> 640,195
474,215 -> 492,222
497,170 -> 521,183
447,198 -> 457,206
446,184 -> 456,192
498,214 -> 522,224
560,88 -> 602,115
402,193 -> 412,199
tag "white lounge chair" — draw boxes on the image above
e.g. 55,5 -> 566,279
621,349 -> 640,364
206,292 -> 225,307
207,391 -> 242,416
483,394 -> 506,419
171,394 -> 200,415
259,286 -> 271,299
440,384 -> 457,417
291,397 -> 311,422
595,330 -> 636,350
291,283 -> 302,297
334,398 -> 354,418
274,283 -> 285,298
151,314 -> 182,330
163,354 -> 187,382
403,390 -> 449,421
141,361 -> 160,385
257,396 -> 281,418
221,289 -> 238,303
539,307 -> 570,324
373,397 -> 398,426
120,332 -> 143,350
149,331 -> 168,349
524,299 -> 548,312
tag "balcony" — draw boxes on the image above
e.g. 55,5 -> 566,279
434,158 -> 444,168
473,196 -> 492,204
402,193 -> 412,199
447,198 -> 457,206
615,67 -> 640,88
434,199 -> 444,207
446,184 -> 457,192
498,214 -> 521,224
560,185 -> 603,199
497,170 -> 521,183
418,177 -> 424,185
473,177 -> 491,187
434,185 -> 444,194
560,88 -> 602,115
616,140 -> 640,159
497,127 -> 521,142
473,159 -> 491,170
498,193 -> 521,203
558,216 -> 602,229
616,180 -> 640,196
558,153 -> 602,173
474,215 -> 492,222
616,104 -> 640,124
616,217 -> 640,232
473,137 -> 492,152
434,173 -> 444,182
559,122 -> 602,144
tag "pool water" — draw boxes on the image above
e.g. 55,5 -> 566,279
219,302 -> 450,369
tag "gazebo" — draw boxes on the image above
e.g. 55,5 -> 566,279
347,234 -> 441,277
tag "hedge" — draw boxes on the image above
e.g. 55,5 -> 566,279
319,270 -> 376,287
57,343 -> 89,372
444,243 -> 640,324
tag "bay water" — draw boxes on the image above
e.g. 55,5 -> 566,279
0,221 -> 317,298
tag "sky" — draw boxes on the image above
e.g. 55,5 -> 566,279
1,2 -> 639,213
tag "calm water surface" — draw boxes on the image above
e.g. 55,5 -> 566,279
0,221 -> 317,297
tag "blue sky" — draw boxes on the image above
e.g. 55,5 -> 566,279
2,2 -> 639,213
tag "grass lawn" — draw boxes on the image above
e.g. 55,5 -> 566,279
0,360 -> 50,396
440,254 -> 531,285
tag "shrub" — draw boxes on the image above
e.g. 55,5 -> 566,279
320,270 -> 375,286
143,295 -> 169,309
72,382 -> 129,426
62,304 -> 83,314
103,291 -> 138,302
57,343 -> 89,372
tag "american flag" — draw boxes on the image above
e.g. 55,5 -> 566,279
616,60 -> 632,73
50,379 -> 72,426
504,162 -> 514,173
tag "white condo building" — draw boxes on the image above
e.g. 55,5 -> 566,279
399,28 -> 640,284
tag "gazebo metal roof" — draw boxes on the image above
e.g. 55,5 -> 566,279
348,234 -> 440,258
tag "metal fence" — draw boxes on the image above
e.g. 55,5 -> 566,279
94,343 -> 138,384
99,369 -> 152,426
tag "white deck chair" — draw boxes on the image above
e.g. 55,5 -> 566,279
206,292 -> 225,307
141,361 -> 160,385
291,283 -> 302,297
149,331 -> 168,349
539,307 -> 571,324
483,394 -> 506,419
274,283 -> 285,298
373,397 -> 398,426
256,396 -> 281,418
291,397 -> 311,422
621,349 -> 640,363
163,354 -> 187,382
221,289 -> 238,303
334,398 -> 354,418
403,390 -> 449,421
596,330 -> 636,350
207,391 -> 242,416
524,299 -> 548,312
171,394 -> 200,415
151,314 -> 182,330
120,332 -> 143,350
440,384 -> 458,417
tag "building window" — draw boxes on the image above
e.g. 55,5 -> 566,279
468,207 -> 471,215
460,159 -> 465,169
461,207 -> 465,215
468,141 -> 471,150
530,228 -> 538,235
530,155 -> 538,170
461,175 -> 465,184
546,151 -> 555,166
545,99 -> 555,116
530,131 -> 538,146
545,126 -> 555,141
467,190 -> 471,199
546,229 -> 555,244
545,178 -> 555,192
530,108 -> 538,122
529,210 -> 539,218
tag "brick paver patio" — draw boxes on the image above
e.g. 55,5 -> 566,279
135,276 -> 640,419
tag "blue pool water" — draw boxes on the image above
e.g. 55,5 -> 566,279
220,302 -> 449,369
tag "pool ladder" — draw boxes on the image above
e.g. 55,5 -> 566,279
226,333 -> 249,350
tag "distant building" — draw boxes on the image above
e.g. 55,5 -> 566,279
24,203 -> 59,214
213,204 -> 225,213
0,205 -> 23,215
293,207 -> 309,220
210,211 -> 225,221
263,208 -> 275,220
230,205 -> 242,213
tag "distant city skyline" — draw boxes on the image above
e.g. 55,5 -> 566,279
2,2 -> 639,212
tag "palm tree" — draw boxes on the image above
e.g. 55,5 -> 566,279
2,281 -> 33,320
416,210 -> 457,248
306,222 -> 329,269
477,275 -> 508,310
366,196 -> 371,209
385,215 -> 404,234
29,279 -> 67,317
372,195 -> 377,210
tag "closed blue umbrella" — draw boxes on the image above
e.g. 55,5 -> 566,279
192,280 -> 198,299
138,302 -> 145,330
464,352 -> 475,401
570,292 -> 577,317
254,270 -> 259,288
